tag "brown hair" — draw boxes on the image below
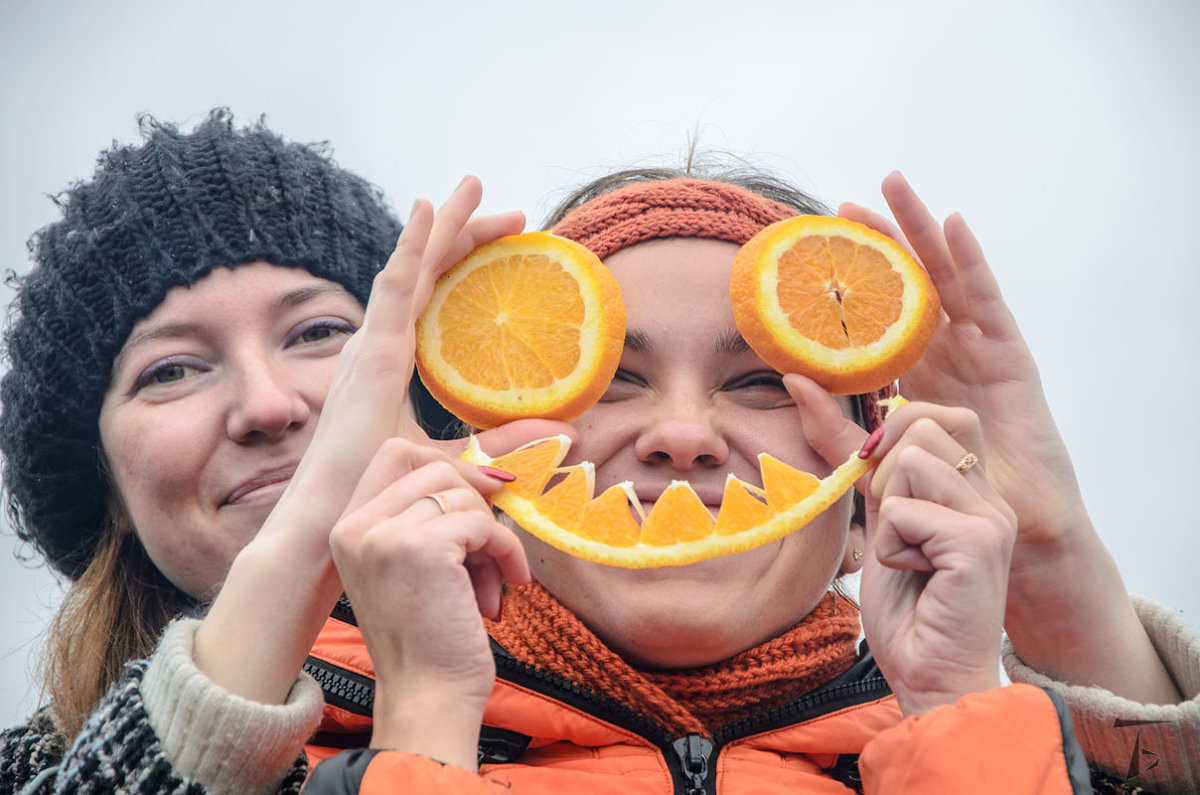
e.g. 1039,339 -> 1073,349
541,159 -> 832,230
40,494 -> 193,740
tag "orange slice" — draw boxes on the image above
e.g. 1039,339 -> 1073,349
415,232 -> 625,429
730,215 -> 940,394
463,435 -> 873,569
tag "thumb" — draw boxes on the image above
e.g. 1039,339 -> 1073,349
783,374 -> 868,470
435,418 -> 578,459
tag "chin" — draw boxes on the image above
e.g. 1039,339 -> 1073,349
603,607 -> 766,669
568,568 -> 774,669
529,541 -> 799,667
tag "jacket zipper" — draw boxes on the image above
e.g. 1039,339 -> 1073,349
671,733 -> 714,795
494,651 -> 715,794
303,655 -> 375,715
714,675 -> 891,744
494,643 -> 891,794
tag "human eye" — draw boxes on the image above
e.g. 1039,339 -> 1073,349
729,370 -> 785,389
725,371 -> 791,407
130,356 -> 209,394
598,368 -> 645,402
286,317 -> 358,347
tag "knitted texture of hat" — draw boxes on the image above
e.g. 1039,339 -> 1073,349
551,176 -> 898,430
0,109 -> 402,579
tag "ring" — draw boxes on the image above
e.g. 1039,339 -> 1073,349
423,491 -> 451,515
953,452 -> 979,474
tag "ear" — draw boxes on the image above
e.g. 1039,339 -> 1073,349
841,520 -> 866,575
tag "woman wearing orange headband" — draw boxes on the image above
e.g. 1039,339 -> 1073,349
280,168 -> 1196,794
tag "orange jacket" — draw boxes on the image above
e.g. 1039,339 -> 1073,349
301,607 -> 1091,794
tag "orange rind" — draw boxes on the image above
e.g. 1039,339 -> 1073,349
462,434 -> 874,569
415,232 -> 625,429
731,215 -> 940,394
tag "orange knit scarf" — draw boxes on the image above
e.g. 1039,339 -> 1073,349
487,584 -> 861,736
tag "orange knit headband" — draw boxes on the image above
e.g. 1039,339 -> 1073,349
551,178 -> 796,260
550,176 -> 897,430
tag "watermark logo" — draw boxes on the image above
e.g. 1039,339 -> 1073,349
1113,719 -> 1165,780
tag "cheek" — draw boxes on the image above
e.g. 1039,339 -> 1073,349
567,403 -> 638,467
743,411 -> 834,476
101,407 -> 214,527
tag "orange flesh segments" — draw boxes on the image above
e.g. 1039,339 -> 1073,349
415,232 -> 625,429
731,215 -> 940,395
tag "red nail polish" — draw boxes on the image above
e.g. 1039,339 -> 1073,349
858,427 -> 885,459
478,465 -> 516,482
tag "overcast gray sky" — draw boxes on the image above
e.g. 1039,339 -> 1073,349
2,0 -> 1197,723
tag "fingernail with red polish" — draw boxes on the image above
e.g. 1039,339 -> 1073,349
858,427 -> 885,459
478,465 -> 516,482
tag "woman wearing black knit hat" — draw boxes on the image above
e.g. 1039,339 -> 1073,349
0,110 -> 554,793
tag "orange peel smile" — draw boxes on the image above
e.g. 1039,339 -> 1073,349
462,434 -> 876,569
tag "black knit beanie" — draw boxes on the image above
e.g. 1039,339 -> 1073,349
0,108 -> 404,579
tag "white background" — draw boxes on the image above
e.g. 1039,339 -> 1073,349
1,0 -> 1197,723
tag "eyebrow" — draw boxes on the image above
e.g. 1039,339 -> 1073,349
714,330 -> 754,356
623,330 -> 653,352
621,328 -> 754,356
111,283 -> 354,375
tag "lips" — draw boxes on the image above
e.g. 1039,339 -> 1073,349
634,483 -> 726,509
223,464 -> 298,506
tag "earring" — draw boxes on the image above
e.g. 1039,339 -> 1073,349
852,548 -> 863,562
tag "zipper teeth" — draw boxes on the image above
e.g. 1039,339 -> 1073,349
714,676 -> 890,743
493,651 -> 675,745
331,595 -> 357,625
304,658 -> 375,713
496,647 -> 889,747
497,656 -> 710,793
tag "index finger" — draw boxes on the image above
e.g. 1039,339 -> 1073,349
881,172 -> 970,322
361,198 -> 435,339
412,178 -> 526,313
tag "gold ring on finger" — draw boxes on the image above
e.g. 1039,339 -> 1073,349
423,491 -> 452,515
953,452 -> 979,474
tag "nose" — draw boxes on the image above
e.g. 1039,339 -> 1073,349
225,359 -> 312,443
633,386 -> 729,471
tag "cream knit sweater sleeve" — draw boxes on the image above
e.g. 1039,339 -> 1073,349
140,618 -> 326,795
1004,595 -> 1200,795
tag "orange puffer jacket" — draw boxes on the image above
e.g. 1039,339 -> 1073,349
301,607 -> 1091,794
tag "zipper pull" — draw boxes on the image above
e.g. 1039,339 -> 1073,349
671,733 -> 714,795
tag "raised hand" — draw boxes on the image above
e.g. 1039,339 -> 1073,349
839,175 -> 1179,703
330,438 -> 529,770
857,402 -> 1016,717
787,375 -> 1015,716
840,174 -> 1083,563
193,179 -> 563,705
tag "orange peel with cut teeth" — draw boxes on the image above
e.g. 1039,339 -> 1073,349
462,434 -> 875,569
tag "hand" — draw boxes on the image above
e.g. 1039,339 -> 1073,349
857,402 -> 1017,717
290,175 -> 528,551
787,376 -> 1016,716
330,438 -> 530,770
194,178 -> 547,704
840,173 -> 1085,569
839,175 -> 1180,703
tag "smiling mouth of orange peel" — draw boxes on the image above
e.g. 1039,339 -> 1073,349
460,419 -> 898,569
425,215 -> 936,569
